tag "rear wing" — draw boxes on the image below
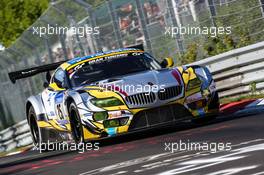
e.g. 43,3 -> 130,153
8,60 -> 66,84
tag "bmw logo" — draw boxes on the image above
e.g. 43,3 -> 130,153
148,82 -> 154,86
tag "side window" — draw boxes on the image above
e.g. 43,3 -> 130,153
52,69 -> 66,88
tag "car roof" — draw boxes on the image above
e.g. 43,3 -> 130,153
60,48 -> 143,70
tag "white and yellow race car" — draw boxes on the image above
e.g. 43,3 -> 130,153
9,45 -> 219,145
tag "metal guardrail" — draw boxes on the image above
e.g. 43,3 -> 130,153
0,120 -> 32,152
1,41 -> 264,152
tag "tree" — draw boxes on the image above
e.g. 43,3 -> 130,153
214,0 -> 263,49
203,35 -> 236,57
0,0 -> 49,47
180,0 -> 264,60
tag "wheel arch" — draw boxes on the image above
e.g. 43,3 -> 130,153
26,95 -> 46,121
65,91 -> 88,113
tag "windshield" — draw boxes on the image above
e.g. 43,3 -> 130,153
68,52 -> 161,87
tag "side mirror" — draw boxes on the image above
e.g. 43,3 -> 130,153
160,57 -> 174,68
55,80 -> 64,89
43,81 -> 49,88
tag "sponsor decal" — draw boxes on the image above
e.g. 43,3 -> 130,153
55,92 -> 64,104
108,111 -> 122,119
67,49 -> 142,64
185,92 -> 203,104
67,52 -> 141,75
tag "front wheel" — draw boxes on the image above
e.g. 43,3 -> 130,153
69,102 -> 84,144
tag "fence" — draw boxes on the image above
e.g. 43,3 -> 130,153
1,40 -> 264,152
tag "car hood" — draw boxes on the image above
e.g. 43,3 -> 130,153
78,68 -> 183,96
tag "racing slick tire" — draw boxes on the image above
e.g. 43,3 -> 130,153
28,106 -> 41,146
69,102 -> 84,144
28,106 -> 52,151
28,106 -> 55,152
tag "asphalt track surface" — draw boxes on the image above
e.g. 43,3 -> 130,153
1,112 -> 264,175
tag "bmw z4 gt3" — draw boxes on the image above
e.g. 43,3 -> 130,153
9,46 -> 219,145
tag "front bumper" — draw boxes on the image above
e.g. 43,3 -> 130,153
82,103 -> 194,140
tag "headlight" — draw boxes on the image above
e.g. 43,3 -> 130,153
103,117 -> 129,128
90,97 -> 124,108
93,112 -> 108,121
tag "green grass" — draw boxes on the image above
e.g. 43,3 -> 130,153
220,93 -> 264,105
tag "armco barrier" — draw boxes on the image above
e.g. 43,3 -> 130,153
1,41 -> 264,152
0,120 -> 32,152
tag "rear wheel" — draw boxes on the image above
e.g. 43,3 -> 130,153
28,106 -> 59,151
69,102 -> 84,144
28,106 -> 40,145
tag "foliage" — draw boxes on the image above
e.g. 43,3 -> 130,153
0,0 -> 107,48
203,35 -> 236,56
181,0 -> 264,63
0,0 -> 49,47
179,43 -> 198,65
212,0 -> 261,50
220,93 -> 264,104
250,82 -> 257,95
151,36 -> 179,62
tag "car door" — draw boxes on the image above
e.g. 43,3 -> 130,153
42,68 -> 69,130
